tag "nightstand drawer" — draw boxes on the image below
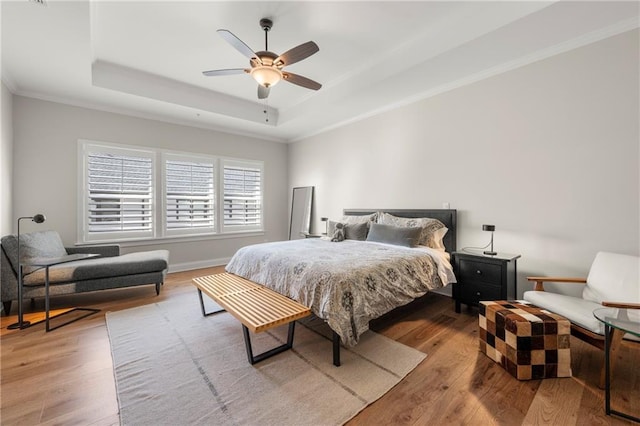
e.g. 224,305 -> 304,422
458,259 -> 502,285
460,282 -> 502,304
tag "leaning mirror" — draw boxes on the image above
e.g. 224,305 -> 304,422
289,186 -> 314,239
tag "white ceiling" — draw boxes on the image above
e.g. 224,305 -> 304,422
2,1 -> 638,142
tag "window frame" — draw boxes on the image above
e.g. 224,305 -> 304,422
220,158 -> 265,234
78,140 -> 264,244
162,151 -> 217,237
78,141 -> 156,243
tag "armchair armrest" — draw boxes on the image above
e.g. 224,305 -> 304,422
602,301 -> 640,309
526,276 -> 587,291
66,245 -> 120,257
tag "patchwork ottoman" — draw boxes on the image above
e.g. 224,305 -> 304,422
478,300 -> 571,380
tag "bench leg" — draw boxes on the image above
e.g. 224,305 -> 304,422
243,321 -> 296,365
333,331 -> 341,367
197,289 -> 225,317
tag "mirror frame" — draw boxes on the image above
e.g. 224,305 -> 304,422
289,186 -> 314,239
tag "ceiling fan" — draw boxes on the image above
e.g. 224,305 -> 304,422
202,18 -> 322,100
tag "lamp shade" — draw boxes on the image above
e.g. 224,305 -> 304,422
250,66 -> 282,88
482,224 -> 495,232
32,214 -> 46,224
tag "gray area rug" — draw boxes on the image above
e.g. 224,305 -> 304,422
106,292 -> 426,425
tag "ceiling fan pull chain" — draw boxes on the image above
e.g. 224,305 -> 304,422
264,98 -> 269,123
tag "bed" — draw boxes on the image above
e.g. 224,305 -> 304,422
225,208 -> 457,364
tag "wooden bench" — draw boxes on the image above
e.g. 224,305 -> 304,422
192,272 -> 311,364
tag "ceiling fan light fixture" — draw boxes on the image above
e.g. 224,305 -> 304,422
204,18 -> 320,98
251,66 -> 282,88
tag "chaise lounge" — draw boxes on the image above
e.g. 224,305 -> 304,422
1,230 -> 169,314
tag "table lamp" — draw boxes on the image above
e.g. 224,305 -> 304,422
7,213 -> 46,330
321,217 -> 328,235
482,224 -> 497,256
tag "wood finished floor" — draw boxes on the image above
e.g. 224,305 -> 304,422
1,266 -> 638,425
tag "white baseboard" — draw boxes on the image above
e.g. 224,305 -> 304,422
168,257 -> 231,273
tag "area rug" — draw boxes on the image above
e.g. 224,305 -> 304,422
106,292 -> 426,425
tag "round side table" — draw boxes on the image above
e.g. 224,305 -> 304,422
593,307 -> 640,423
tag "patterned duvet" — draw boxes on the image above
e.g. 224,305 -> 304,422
225,239 -> 455,346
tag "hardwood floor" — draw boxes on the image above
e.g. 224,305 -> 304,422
1,267 -> 638,425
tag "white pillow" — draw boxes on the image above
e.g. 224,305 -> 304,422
377,212 -> 448,250
341,212 -> 378,225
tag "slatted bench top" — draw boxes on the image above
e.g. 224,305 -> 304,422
192,272 -> 311,333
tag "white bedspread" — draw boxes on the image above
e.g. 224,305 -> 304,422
225,239 -> 455,346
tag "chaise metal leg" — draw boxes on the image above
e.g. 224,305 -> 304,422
197,289 -> 225,317
2,301 -> 11,316
243,321 -> 297,365
333,331 -> 341,367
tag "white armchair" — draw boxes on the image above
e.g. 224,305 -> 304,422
523,251 -> 639,387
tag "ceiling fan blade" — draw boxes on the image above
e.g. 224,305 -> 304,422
258,85 -> 270,99
217,29 -> 259,61
275,41 -> 319,67
202,68 -> 248,77
282,72 -> 322,90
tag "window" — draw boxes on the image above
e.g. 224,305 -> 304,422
222,159 -> 263,232
79,140 -> 263,243
80,143 -> 155,242
164,154 -> 215,236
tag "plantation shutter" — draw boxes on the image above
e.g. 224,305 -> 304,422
86,150 -> 154,238
165,158 -> 215,234
222,160 -> 263,231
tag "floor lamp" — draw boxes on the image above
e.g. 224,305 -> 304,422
7,213 -> 46,330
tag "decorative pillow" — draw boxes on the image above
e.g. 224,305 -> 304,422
377,212 -> 448,250
344,222 -> 369,241
366,223 -> 421,247
331,222 -> 345,242
341,212 -> 378,225
2,230 -> 68,275
327,213 -> 377,237
20,230 -> 67,260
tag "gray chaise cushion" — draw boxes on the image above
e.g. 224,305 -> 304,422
23,250 -> 169,286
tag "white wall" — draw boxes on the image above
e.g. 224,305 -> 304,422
289,29 -> 640,298
12,97 -> 289,270
1,81 -> 13,236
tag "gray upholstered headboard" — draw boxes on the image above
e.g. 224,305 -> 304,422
343,209 -> 457,253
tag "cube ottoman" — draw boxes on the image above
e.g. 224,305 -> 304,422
478,300 -> 571,380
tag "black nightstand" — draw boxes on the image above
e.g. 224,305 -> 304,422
452,251 -> 521,313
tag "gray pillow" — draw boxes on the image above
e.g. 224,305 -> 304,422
344,222 -> 369,241
366,223 -> 421,247
1,230 -> 68,270
20,230 -> 68,260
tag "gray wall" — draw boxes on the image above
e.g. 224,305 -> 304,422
289,29 -> 640,298
11,97 -> 289,271
1,82 -> 13,236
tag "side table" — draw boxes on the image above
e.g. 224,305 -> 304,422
593,307 -> 640,423
24,253 -> 101,332
452,251 -> 521,313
